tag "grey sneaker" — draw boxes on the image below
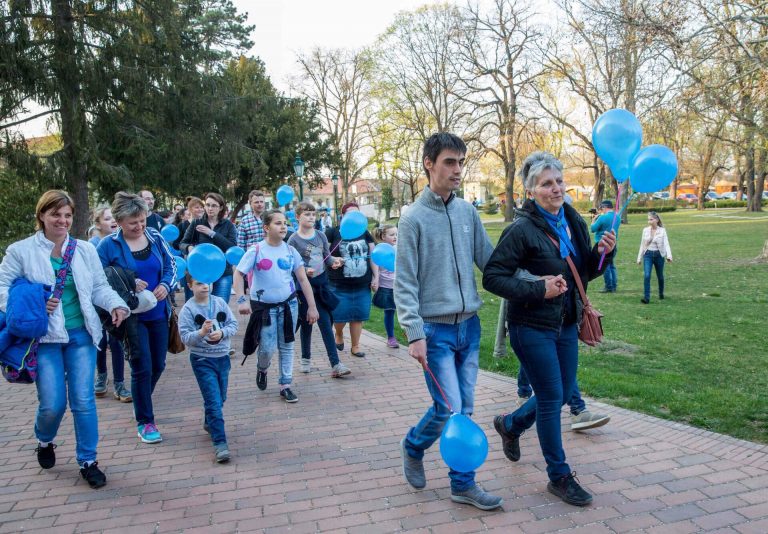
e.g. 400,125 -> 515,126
331,362 -> 351,378
113,381 -> 132,403
214,443 -> 230,463
451,485 -> 504,510
571,410 -> 610,431
94,372 -> 108,397
399,438 -> 426,489
300,358 -> 311,373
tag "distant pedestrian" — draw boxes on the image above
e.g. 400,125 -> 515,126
373,223 -> 398,348
591,199 -> 620,293
637,211 -> 672,303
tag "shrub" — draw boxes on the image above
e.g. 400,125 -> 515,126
484,201 -> 499,215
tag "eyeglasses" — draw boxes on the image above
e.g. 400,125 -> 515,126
205,203 -> 220,209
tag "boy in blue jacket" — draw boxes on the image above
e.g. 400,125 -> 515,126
178,274 -> 238,463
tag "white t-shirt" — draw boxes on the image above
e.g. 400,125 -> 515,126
237,241 -> 303,303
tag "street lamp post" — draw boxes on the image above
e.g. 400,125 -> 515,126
331,174 -> 339,225
293,155 -> 305,201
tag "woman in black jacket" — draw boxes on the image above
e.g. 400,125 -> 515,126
180,192 -> 237,303
482,151 -> 615,507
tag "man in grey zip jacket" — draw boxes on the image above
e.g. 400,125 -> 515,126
395,133 -> 502,511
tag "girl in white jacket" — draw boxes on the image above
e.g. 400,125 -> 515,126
637,211 -> 673,303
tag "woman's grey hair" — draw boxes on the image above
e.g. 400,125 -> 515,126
111,191 -> 148,222
519,151 -> 564,192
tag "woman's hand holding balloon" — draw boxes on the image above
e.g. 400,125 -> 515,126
597,230 -> 617,255
544,275 -> 567,299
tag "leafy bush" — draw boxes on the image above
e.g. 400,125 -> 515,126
703,199 -> 767,208
484,201 -> 499,215
627,205 -> 677,213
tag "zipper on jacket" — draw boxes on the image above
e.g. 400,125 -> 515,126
445,202 -> 466,317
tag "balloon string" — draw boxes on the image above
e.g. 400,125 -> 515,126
209,283 -> 213,318
597,182 -> 625,270
424,364 -> 454,413
321,240 -> 342,264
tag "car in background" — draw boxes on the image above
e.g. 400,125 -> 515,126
721,191 -> 738,200
763,191 -> 768,199
677,193 -> 698,203
652,192 -> 670,200
704,191 -> 722,201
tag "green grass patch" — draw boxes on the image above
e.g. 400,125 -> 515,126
367,208 -> 768,443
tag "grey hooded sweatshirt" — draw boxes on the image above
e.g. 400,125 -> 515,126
394,186 -> 494,342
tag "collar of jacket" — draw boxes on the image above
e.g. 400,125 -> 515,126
34,230 -> 70,251
518,199 -> 589,251
109,227 -> 161,245
418,185 -> 456,211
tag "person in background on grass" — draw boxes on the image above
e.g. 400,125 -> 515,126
288,202 -> 351,378
373,223 -> 399,349
0,190 -> 129,488
482,151 -> 615,507
97,192 -> 176,445
90,206 -> 131,403
637,210 -> 672,304
139,190 -> 165,232
233,210 -> 319,403
396,133 -> 502,511
178,273 -> 238,463
591,199 -> 620,293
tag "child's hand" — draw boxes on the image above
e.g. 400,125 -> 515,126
306,267 -> 315,277
238,301 -> 251,315
207,330 -> 223,342
306,307 -> 319,325
199,319 -> 213,336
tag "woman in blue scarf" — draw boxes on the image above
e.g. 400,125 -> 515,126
482,152 -> 616,506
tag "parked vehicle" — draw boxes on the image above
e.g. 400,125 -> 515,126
704,191 -> 722,201
721,192 -> 738,200
652,192 -> 670,200
677,193 -> 698,203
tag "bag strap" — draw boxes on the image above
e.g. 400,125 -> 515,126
52,237 -> 77,300
545,233 -> 590,307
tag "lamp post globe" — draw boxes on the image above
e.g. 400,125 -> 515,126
294,155 -> 305,201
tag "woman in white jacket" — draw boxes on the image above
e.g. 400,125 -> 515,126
636,211 -> 673,304
0,191 -> 129,488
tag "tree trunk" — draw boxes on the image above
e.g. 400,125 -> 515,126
593,158 -> 605,208
746,143 -> 757,211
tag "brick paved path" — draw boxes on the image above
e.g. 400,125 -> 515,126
1,319 -> 767,533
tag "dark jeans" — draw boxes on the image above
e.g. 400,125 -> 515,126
190,354 -> 230,446
643,250 -> 665,300
96,330 -> 125,382
300,304 -> 339,367
504,323 -> 579,482
384,309 -> 395,338
131,319 -> 169,425
603,259 -> 617,291
517,366 -> 586,415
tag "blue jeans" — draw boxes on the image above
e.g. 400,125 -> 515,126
603,260 -> 617,291
97,330 -> 125,382
258,299 -> 298,385
190,354 -> 231,446
35,328 -> 98,466
384,310 -> 395,338
212,275 -> 233,304
300,303 -> 339,367
643,250 -> 665,300
404,315 -> 481,492
131,319 -> 169,425
517,366 -> 586,415
504,323 -> 579,482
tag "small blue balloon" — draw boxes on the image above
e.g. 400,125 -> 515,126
173,257 -> 187,282
592,109 -> 643,182
439,414 -> 489,472
371,243 -> 396,272
225,246 -> 245,266
339,211 -> 368,240
629,144 -> 678,193
276,185 -> 295,207
169,247 -> 183,257
187,243 -> 226,284
285,210 -> 295,220
160,224 -> 180,242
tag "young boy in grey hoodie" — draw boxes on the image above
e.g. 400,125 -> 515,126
178,274 -> 238,463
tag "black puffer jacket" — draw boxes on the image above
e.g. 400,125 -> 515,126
482,200 -> 612,332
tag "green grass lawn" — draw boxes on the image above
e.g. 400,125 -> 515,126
367,208 -> 768,443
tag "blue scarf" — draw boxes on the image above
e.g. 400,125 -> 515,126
535,203 -> 577,259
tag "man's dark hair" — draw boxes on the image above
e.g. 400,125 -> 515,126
422,133 -> 467,180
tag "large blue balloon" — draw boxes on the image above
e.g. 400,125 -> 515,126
160,224 -> 180,242
276,185 -> 295,207
173,257 -> 187,282
371,243 -> 396,272
225,246 -> 245,266
439,414 -> 489,472
187,243 -> 226,284
629,144 -> 678,193
592,109 -> 643,183
339,211 -> 368,240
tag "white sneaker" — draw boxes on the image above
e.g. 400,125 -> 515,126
300,359 -> 311,373
331,362 -> 351,378
571,410 -> 610,431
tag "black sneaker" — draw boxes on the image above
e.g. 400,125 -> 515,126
80,461 -> 107,489
256,370 -> 267,391
280,388 -> 298,403
547,472 -> 592,506
493,415 -> 521,461
35,443 -> 56,469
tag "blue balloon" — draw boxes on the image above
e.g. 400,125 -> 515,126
371,243 -> 396,272
592,109 -> 643,182
629,144 -> 678,193
285,210 -> 295,220
339,211 -> 368,240
169,247 -> 183,257
173,257 -> 187,282
160,224 -> 179,242
225,246 -> 245,266
439,414 -> 489,472
276,185 -> 295,207
187,243 -> 226,284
